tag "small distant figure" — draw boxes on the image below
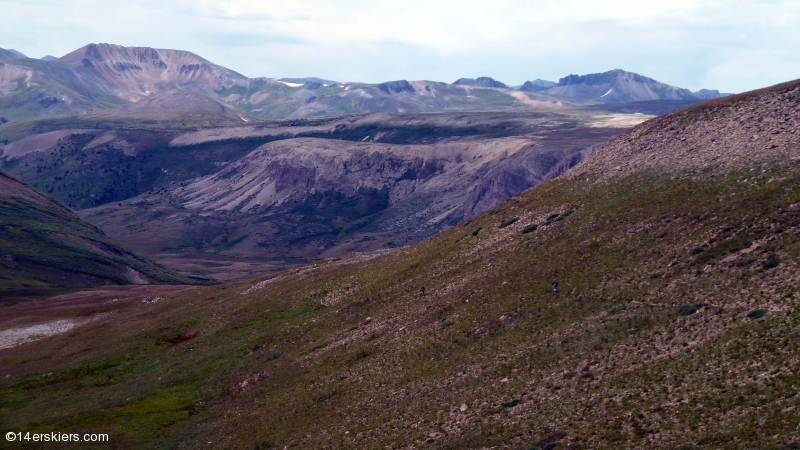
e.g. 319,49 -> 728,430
419,286 -> 426,297
552,279 -> 559,293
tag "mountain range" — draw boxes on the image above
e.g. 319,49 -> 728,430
0,43 -> 734,282
0,42 -> 739,288
0,43 -> 728,124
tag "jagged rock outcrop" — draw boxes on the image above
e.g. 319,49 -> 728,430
377,80 -> 415,94
543,69 -> 727,103
453,77 -> 508,88
519,79 -> 557,92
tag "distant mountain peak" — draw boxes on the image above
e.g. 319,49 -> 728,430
6,49 -> 27,58
519,79 -> 557,92
0,47 -> 25,61
453,77 -> 508,88
62,43 -> 171,67
542,69 -> 726,103
693,88 -> 728,99
280,77 -> 338,85
557,69 -> 657,87
377,80 -> 415,94
53,43 -> 248,103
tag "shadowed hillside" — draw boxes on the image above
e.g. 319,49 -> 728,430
0,79 -> 798,448
0,169 -> 207,302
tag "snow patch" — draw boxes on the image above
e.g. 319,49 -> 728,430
277,80 -> 303,88
599,88 -> 613,98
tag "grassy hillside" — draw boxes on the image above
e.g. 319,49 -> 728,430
0,80 -> 798,449
0,170 -> 206,302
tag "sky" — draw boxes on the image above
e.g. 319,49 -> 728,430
2,0 -> 799,93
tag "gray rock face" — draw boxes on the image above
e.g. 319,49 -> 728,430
453,77 -> 508,88
302,81 -> 323,90
557,70 -> 655,87
377,80 -> 415,94
520,79 -> 557,92
543,69 -> 727,103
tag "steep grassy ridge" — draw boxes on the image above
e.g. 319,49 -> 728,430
1,80 -> 799,449
0,170 -> 203,301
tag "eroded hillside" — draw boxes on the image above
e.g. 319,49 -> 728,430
68,112 -> 626,280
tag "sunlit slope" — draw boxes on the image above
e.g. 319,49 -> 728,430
0,170 -> 203,301
1,79 -> 799,449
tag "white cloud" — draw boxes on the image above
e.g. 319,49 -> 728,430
1,0 -> 799,92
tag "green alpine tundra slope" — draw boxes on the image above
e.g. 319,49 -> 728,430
0,169 -> 203,302
0,79 -> 799,449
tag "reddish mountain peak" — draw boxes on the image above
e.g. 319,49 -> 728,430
53,43 -> 248,102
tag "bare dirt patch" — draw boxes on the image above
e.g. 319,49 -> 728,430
0,319 -> 83,350
1,129 -> 92,159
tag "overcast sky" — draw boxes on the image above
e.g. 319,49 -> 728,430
2,0 -> 799,93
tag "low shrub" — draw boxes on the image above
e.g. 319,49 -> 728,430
546,213 -> 559,220
499,217 -> 519,228
609,306 -> 627,315
502,399 -> 520,407
691,247 -> 704,255
522,224 -> 538,234
763,254 -> 779,269
471,226 -> 482,236
527,445 -> 556,450
441,319 -> 453,328
747,309 -> 767,319
563,371 -> 576,379
650,273 -> 661,279
679,303 -> 703,316
580,372 -> 593,379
